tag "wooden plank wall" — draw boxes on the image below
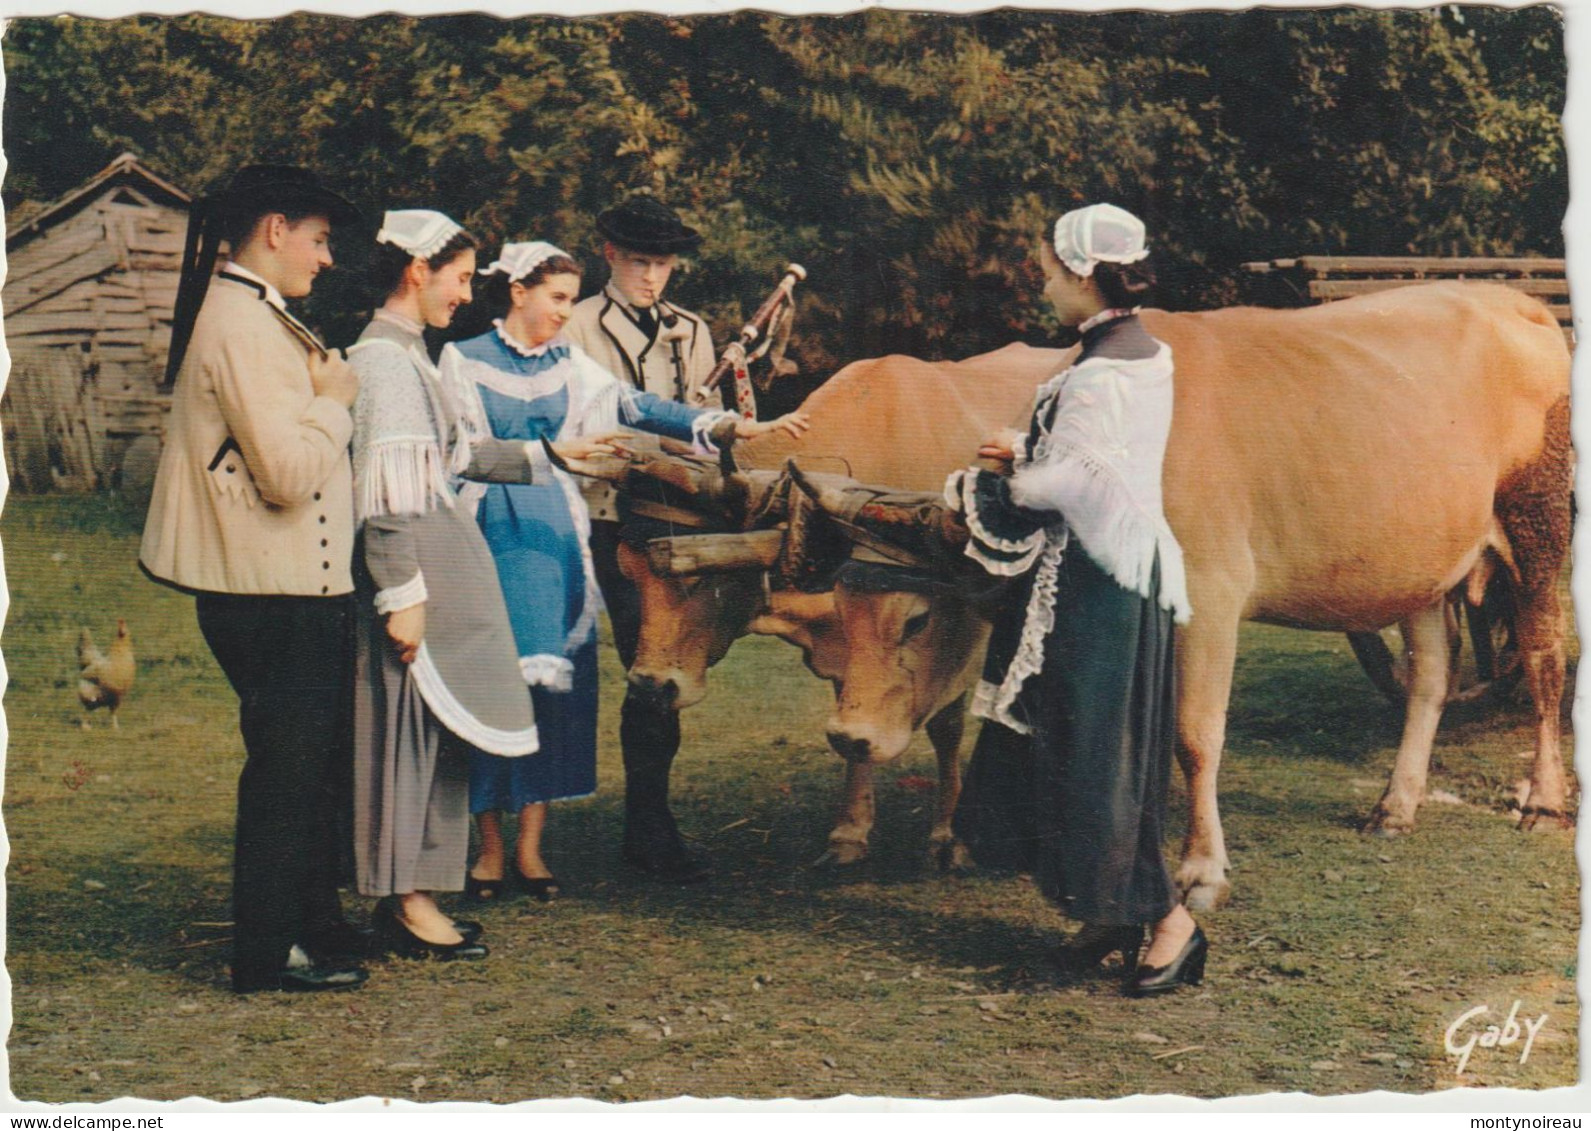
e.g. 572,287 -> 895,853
2,351 -> 99,492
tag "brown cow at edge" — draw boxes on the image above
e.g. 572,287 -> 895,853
808,282 -> 1571,910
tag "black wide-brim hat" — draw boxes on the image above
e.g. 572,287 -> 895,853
595,194 -> 701,255
213,164 -> 361,228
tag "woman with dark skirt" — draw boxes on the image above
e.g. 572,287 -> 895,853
947,203 -> 1203,997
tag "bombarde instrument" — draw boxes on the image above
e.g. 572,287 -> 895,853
703,263 -> 807,418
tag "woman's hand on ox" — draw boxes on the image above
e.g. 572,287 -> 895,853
386,603 -> 426,665
978,428 -> 1025,463
552,432 -> 633,461
734,411 -> 812,441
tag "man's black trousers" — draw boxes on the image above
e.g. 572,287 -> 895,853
196,592 -> 353,990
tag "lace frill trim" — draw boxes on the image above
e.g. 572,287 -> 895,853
947,467 -> 1047,577
970,538 -> 1066,735
494,319 -> 569,361
550,461 -> 604,652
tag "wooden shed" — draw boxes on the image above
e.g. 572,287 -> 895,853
3,152 -> 190,492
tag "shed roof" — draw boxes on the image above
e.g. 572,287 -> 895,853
6,152 -> 192,253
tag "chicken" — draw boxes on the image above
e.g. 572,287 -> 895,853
78,619 -> 135,728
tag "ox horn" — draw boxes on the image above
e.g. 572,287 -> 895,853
783,458 -> 857,518
625,450 -> 724,499
539,437 -> 633,484
785,458 -> 970,567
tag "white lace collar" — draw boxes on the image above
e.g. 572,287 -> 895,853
493,318 -> 567,359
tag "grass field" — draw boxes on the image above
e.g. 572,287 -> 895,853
3,493 -> 1579,1103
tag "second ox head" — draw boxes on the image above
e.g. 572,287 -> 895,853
823,563 -> 990,765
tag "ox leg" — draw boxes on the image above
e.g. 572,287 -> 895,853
1173,618 -> 1239,912
619,696 -> 703,876
1364,602 -> 1450,836
1515,578 -> 1569,830
1497,396 -> 1572,829
925,695 -> 970,871
823,762 -> 875,866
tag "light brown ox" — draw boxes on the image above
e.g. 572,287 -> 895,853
618,344 -> 1066,864
809,282 -> 1571,910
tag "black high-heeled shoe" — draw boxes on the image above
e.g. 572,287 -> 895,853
465,873 -> 505,903
515,870 -> 561,903
1052,924 -> 1144,978
376,902 -> 489,962
1127,926 -> 1207,997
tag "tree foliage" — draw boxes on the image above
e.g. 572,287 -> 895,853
3,7 -> 1566,390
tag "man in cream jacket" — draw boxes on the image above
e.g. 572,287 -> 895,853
563,195 -> 719,883
141,165 -> 371,993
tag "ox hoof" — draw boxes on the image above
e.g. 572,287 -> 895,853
817,840 -> 870,868
1180,880 -> 1230,914
1361,806 -> 1416,838
930,838 -> 972,873
1174,863 -> 1230,912
1518,806 -> 1573,832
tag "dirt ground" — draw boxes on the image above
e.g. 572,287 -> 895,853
3,495 -> 1579,1102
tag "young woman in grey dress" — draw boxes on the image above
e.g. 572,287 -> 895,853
348,210 -> 622,959
948,204 -> 1204,997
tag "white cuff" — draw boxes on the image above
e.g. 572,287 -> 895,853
691,410 -> 736,455
520,654 -> 576,691
374,572 -> 428,615
523,441 -> 554,481
1012,434 -> 1031,465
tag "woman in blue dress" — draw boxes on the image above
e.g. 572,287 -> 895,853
439,241 -> 807,900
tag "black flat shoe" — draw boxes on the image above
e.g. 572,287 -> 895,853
1052,924 -> 1144,978
376,903 -> 489,962
622,847 -> 711,885
465,873 -> 507,903
451,918 -> 483,943
515,871 -> 561,902
1127,926 -> 1207,998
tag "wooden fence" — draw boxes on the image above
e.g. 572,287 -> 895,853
1239,256 -> 1572,346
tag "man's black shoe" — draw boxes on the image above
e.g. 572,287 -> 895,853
234,946 -> 369,994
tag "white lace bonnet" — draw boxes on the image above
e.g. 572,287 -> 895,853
478,241 -> 573,283
375,209 -> 465,260
1052,203 -> 1150,279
